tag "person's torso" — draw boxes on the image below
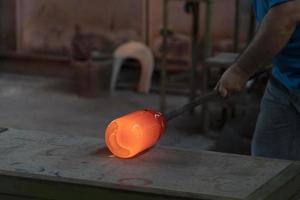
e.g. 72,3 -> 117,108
253,0 -> 300,91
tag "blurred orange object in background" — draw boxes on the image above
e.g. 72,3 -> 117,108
105,110 -> 165,158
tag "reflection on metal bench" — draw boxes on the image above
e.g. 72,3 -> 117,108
0,128 -> 299,200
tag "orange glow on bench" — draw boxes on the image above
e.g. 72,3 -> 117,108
105,110 -> 165,158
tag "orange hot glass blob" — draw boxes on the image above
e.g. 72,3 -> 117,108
105,109 -> 166,159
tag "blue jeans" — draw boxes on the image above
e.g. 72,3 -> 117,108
252,77 -> 300,160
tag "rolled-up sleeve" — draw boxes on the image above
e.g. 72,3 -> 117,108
269,0 -> 289,8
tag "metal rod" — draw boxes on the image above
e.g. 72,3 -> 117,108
0,128 -> 8,133
204,0 -> 213,59
144,0 -> 150,45
233,0 -> 240,52
160,0 -> 169,113
184,1 -> 200,114
163,68 -> 270,122
165,91 -> 220,121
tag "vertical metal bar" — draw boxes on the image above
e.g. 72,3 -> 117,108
144,0 -> 150,46
233,0 -> 240,52
189,1 -> 200,114
0,0 -> 2,52
248,4 -> 256,44
16,0 -> 22,51
160,0 -> 168,113
203,0 -> 213,59
201,0 -> 213,133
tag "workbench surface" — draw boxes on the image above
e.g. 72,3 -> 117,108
0,129 -> 299,200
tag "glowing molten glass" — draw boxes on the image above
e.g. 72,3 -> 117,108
105,110 -> 166,158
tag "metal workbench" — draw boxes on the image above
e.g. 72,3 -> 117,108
0,128 -> 299,200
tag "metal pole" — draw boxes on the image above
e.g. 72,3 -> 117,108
144,0 -> 150,46
160,0 -> 169,113
165,68 -> 269,121
185,1 -> 200,114
0,1 -> 2,52
204,0 -> 213,59
201,0 -> 213,133
233,0 -> 240,52
248,4 -> 256,44
165,91 -> 219,121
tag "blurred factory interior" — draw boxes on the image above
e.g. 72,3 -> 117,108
0,0 -> 260,154
1,1 -> 299,199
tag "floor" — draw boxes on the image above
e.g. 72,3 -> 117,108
0,73 -> 215,151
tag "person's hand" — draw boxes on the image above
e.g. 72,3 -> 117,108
215,64 -> 250,97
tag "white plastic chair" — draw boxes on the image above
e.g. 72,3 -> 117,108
110,41 -> 154,94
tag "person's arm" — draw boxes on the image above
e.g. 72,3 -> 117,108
216,1 -> 300,97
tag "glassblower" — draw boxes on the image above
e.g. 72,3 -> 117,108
105,69 -> 269,158
105,91 -> 220,158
